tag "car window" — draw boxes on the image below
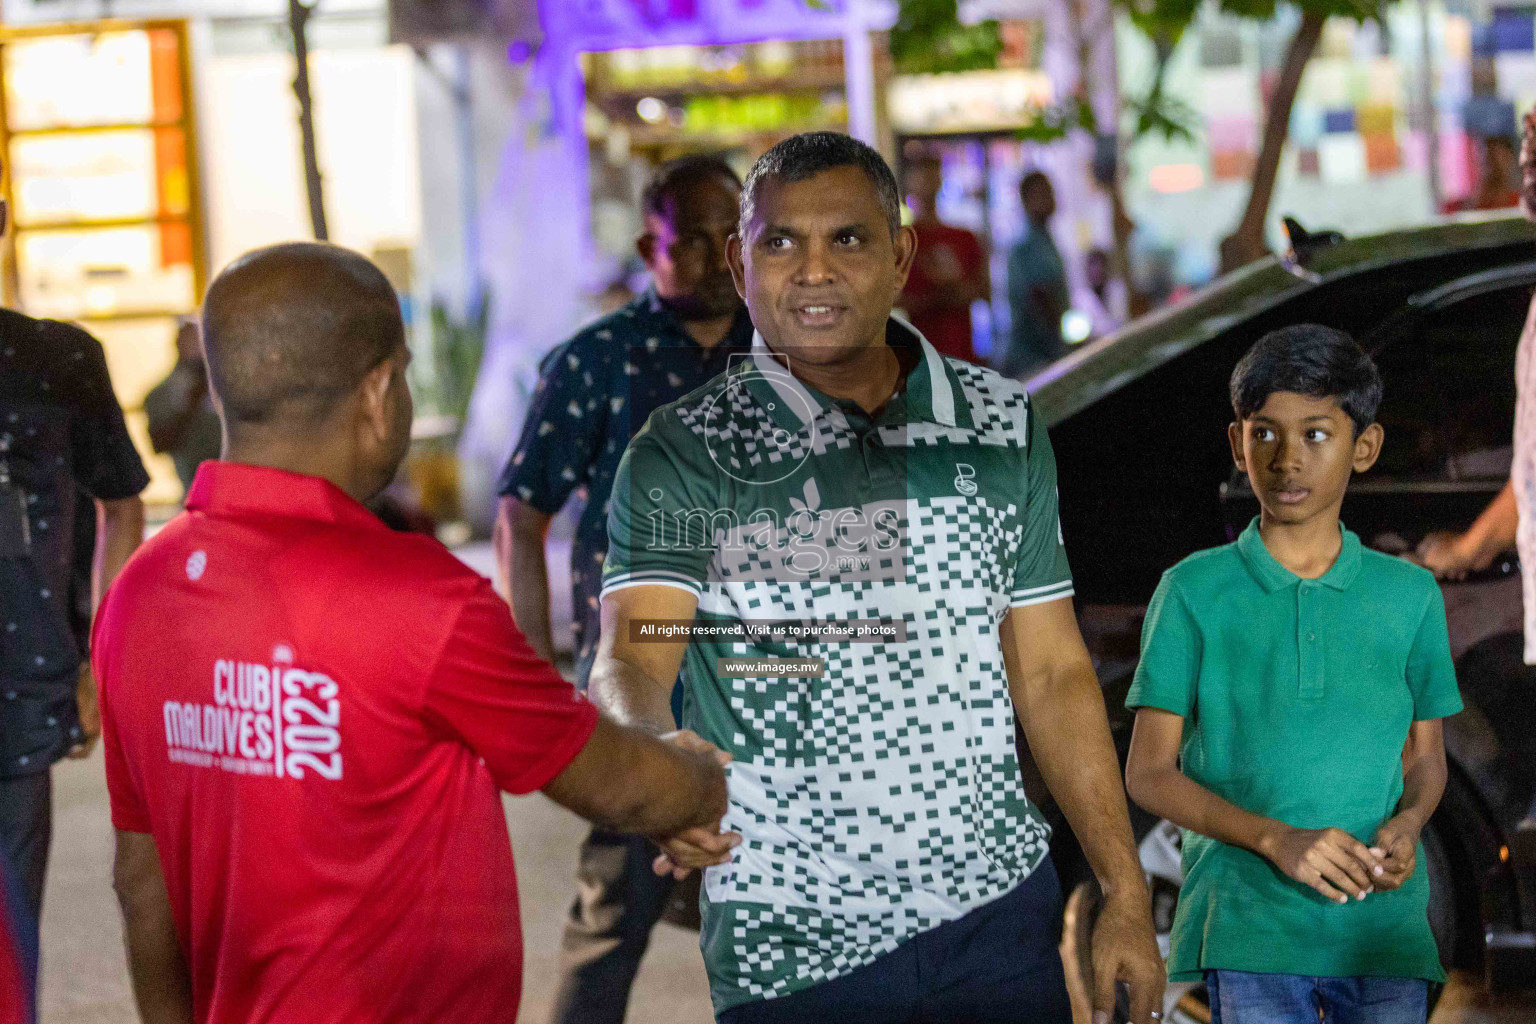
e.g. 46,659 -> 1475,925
1367,283 -> 1530,480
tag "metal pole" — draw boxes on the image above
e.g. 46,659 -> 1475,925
1417,0 -> 1442,211
453,44 -> 483,319
843,0 -> 878,145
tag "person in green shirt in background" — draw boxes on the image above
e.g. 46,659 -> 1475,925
1124,324 -> 1463,1024
1002,170 -> 1069,378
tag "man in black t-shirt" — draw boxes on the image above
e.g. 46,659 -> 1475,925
0,192 -> 148,994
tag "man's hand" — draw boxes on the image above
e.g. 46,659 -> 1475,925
1370,816 -> 1420,892
999,600 -> 1163,1023
1415,531 -> 1488,581
651,730 -> 740,879
69,664 -> 101,759
1090,890 -> 1166,1024
1261,825 -> 1382,903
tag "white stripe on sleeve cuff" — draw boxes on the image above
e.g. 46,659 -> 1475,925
600,575 -> 703,600
1008,582 -> 1075,608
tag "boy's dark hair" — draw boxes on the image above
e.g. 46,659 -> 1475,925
740,131 -> 901,238
640,155 -> 741,221
1230,324 -> 1383,435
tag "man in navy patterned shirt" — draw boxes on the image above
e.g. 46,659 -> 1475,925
494,156 -> 754,1024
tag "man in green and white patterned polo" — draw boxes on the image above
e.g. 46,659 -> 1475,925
590,133 -> 1164,1024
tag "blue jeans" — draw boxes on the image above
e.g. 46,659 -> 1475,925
718,858 -> 1071,1024
1207,970 -> 1427,1024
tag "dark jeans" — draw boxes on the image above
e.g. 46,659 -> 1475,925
0,771 -> 48,1017
547,828 -> 678,1024
1207,971 -> 1428,1024
718,857 -> 1072,1024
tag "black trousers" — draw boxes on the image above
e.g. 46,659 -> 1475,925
718,858 -> 1073,1024
547,828 -> 678,1024
0,770 -> 49,1005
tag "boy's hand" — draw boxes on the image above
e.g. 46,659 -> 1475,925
1263,825 -> 1382,904
1370,818 -> 1420,891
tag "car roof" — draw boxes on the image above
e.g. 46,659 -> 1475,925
1028,213 -> 1536,428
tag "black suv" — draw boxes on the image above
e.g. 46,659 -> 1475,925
1031,214 -> 1536,1019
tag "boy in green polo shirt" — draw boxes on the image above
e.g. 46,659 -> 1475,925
1124,324 -> 1462,1024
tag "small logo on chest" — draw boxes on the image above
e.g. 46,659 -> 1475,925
954,464 -> 978,496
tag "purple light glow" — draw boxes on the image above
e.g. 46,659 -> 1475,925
508,39 -> 535,64
540,0 -> 844,54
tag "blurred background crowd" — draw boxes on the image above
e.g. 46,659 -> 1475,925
0,0 -> 1529,544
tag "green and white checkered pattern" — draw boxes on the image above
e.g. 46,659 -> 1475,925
603,321 -> 1072,1013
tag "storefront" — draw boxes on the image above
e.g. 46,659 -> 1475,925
0,1 -> 428,506
0,19 -> 204,504
581,36 -> 860,267
887,52 -> 1055,358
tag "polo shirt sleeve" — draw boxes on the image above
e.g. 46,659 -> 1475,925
101,695 -> 150,832
1008,403 -> 1074,607
497,336 -> 608,515
600,419 -> 714,599
67,327 -> 150,502
1125,572 -> 1200,716
94,614 -> 150,833
423,580 -> 600,795
1406,583 -> 1463,721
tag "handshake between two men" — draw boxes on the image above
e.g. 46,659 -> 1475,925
540,718 -> 740,877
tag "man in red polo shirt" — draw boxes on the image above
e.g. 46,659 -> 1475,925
94,243 -> 737,1024
898,152 -> 988,364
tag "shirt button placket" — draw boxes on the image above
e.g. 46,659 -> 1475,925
1298,583 -> 1324,700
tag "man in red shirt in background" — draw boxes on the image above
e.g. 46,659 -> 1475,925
897,152 -> 990,364
94,243 -> 738,1024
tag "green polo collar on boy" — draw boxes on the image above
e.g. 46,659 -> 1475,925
1236,518 -> 1364,593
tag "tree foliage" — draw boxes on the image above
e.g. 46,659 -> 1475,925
1121,0 -> 1388,42
887,0 -> 1003,75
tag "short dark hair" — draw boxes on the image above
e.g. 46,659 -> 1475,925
1020,169 -> 1051,197
641,155 -> 741,221
1230,324 -> 1383,435
203,242 -> 404,430
740,131 -> 901,237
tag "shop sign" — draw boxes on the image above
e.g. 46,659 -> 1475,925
546,0 -> 850,50
888,69 -> 1053,134
957,0 -> 1053,19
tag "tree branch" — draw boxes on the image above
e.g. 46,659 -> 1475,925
1219,8 -> 1326,272
289,0 -> 329,241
